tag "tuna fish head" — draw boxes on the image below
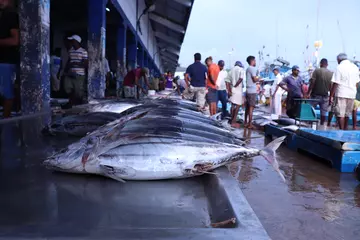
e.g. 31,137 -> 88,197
43,138 -> 101,174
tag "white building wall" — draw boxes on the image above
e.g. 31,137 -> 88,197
117,0 -> 163,72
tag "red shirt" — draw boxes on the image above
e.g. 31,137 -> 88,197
207,64 -> 220,89
123,68 -> 142,87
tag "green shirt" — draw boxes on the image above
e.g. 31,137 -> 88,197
310,68 -> 333,96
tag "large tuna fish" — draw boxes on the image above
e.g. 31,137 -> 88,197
44,133 -> 286,182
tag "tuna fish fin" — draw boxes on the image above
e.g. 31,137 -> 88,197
107,175 -> 127,183
260,136 -> 287,182
100,164 -> 136,183
210,112 -> 222,121
197,170 -> 218,175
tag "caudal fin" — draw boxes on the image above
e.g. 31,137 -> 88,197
210,112 -> 222,121
260,136 -> 287,182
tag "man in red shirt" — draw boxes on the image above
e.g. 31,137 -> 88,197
205,57 -> 220,116
123,67 -> 150,99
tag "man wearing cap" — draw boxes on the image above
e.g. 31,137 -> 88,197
227,61 -> 245,128
122,67 -> 150,99
270,67 -> 285,116
183,53 -> 208,109
329,53 -> 360,130
0,0 -> 19,118
64,34 -> 88,107
307,58 -> 333,125
245,56 -> 261,129
216,60 -> 229,119
279,65 -> 306,118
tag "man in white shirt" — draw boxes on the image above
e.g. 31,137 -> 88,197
329,53 -> 360,130
227,61 -> 245,128
216,60 -> 229,119
271,67 -> 285,116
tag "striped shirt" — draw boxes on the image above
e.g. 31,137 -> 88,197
68,47 -> 88,76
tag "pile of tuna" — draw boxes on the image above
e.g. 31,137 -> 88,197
44,99 -> 286,182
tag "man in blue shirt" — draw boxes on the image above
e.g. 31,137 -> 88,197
279,65 -> 306,118
183,53 -> 208,109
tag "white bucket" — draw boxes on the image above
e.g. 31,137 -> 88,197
148,90 -> 156,96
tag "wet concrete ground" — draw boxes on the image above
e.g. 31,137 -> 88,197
229,128 -> 360,240
1,113 -> 360,239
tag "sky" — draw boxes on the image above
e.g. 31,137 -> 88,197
178,0 -> 360,71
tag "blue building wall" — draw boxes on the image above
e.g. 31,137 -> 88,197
19,0 -> 163,114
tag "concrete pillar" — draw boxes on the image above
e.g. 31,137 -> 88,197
88,0 -> 107,100
137,47 -> 144,68
144,53 -> 148,67
127,33 -> 137,70
117,23 -> 127,68
116,23 -> 127,94
19,0 -> 50,114
148,60 -> 152,73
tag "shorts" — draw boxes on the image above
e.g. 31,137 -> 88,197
123,86 -> 136,98
245,93 -> 257,107
229,91 -> 243,106
183,86 -> 206,108
64,75 -> 85,99
0,64 -> 16,99
334,97 -> 354,118
311,95 -> 329,116
206,87 -> 218,104
285,97 -> 300,118
354,99 -> 360,110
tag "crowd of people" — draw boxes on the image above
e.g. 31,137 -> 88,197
179,52 -> 360,130
182,53 -> 261,129
1,0 -> 359,129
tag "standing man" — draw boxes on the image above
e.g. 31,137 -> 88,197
270,67 -> 285,117
63,35 -> 88,108
205,57 -> 220,116
279,65 -> 306,118
183,53 -> 208,109
245,56 -> 261,129
123,67 -> 150,99
228,61 -> 245,128
216,60 -> 229,119
307,58 -> 333,125
329,53 -> 360,130
0,0 -> 19,118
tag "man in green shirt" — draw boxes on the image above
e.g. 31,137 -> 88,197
307,58 -> 333,125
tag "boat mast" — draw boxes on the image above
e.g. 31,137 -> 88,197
337,20 -> 345,53
276,18 -> 279,59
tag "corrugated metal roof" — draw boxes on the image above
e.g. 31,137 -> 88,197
146,0 -> 194,72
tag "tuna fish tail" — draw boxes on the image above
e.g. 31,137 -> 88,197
210,112 -> 222,121
259,136 -> 287,182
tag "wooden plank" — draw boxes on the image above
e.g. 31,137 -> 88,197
297,129 -> 342,150
265,125 -> 360,173
341,151 -> 360,172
